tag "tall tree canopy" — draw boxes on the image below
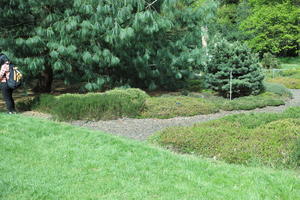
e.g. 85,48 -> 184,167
240,1 -> 299,56
0,0 -> 217,92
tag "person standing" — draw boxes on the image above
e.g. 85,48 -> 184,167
0,53 -> 16,114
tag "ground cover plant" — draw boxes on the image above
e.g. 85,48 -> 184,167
150,107 -> 300,169
17,87 -> 287,120
0,114 -> 299,199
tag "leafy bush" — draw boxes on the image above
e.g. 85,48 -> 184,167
141,96 -> 219,119
261,53 -> 279,69
267,77 -> 300,89
206,39 -> 264,98
263,82 -> 292,98
33,88 -> 149,120
151,107 -> 300,168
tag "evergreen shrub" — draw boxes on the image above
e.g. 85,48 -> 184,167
34,88 -> 149,120
206,39 -> 264,98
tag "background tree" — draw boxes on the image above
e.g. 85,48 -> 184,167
240,1 -> 299,56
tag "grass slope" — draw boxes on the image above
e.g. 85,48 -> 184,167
0,114 -> 299,200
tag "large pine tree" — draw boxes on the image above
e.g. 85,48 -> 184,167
0,0 -> 217,92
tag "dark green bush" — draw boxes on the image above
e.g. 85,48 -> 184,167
34,88 -> 149,120
206,39 -> 264,98
151,107 -> 300,168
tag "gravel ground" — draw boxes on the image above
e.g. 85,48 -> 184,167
23,89 -> 300,141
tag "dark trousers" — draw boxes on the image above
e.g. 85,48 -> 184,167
1,83 -> 15,112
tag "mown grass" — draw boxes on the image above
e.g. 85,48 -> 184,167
0,114 -> 299,199
150,107 -> 300,169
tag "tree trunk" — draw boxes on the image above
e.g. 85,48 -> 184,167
33,63 -> 53,93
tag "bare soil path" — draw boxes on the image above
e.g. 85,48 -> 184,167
20,89 -> 300,141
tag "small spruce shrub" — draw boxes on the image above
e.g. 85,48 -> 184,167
206,39 -> 264,98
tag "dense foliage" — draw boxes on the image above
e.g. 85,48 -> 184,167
240,2 -> 300,56
0,0 -> 217,92
205,39 -> 264,98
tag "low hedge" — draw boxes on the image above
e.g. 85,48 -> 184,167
33,88 -> 149,120
150,107 -> 300,168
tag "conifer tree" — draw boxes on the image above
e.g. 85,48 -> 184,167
205,39 -> 264,98
0,0 -> 217,92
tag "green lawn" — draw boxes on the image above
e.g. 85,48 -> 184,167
0,114 -> 299,199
